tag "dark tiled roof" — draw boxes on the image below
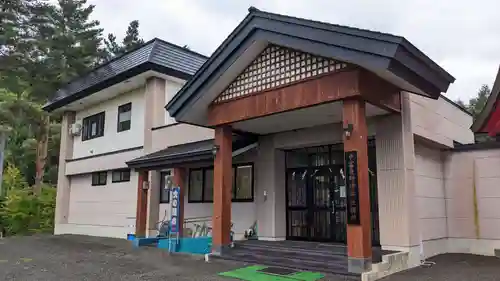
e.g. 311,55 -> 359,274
43,38 -> 208,112
167,6 -> 455,120
450,140 -> 500,152
127,137 -> 257,170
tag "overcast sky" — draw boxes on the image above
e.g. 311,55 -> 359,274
88,0 -> 500,102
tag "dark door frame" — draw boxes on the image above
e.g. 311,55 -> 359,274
284,141 -> 380,245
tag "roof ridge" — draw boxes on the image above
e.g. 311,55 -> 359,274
249,6 -> 404,42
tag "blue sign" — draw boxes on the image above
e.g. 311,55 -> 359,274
170,187 -> 181,233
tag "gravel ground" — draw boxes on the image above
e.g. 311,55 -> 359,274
380,253 -> 500,281
1,235 -> 498,281
0,235 -> 353,281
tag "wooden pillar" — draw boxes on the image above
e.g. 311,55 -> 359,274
343,99 -> 372,273
172,167 -> 186,237
135,170 -> 149,237
212,125 -> 232,254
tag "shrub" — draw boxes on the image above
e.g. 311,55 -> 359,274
0,166 -> 56,236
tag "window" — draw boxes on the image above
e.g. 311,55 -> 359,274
160,170 -> 172,203
188,169 -> 205,202
233,165 -> 253,202
91,171 -> 107,186
117,103 -> 131,132
82,112 -> 105,141
111,169 -> 130,183
188,164 -> 254,203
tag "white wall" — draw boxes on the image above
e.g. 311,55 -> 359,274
72,87 -> 145,159
61,171 -> 138,238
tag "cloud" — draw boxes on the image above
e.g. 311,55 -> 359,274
88,0 -> 500,101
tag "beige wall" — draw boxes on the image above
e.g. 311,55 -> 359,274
56,172 -> 138,238
444,148 -> 500,246
375,94 -> 420,254
151,124 -> 214,152
414,142 -> 447,241
409,94 -> 474,147
55,112 -> 75,226
65,148 -> 143,176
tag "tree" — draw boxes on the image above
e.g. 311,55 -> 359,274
0,0 -> 51,96
455,84 -> 491,119
32,0 -> 107,101
104,20 -> 144,59
122,20 -> 144,51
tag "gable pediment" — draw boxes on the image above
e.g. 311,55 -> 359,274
213,45 -> 348,104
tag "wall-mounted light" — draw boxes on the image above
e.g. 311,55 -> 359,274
212,144 -> 220,156
343,123 -> 353,138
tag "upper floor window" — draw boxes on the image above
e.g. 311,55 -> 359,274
117,103 -> 131,132
82,112 -> 105,141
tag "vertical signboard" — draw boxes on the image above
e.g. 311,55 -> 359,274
345,151 -> 360,225
170,187 -> 181,233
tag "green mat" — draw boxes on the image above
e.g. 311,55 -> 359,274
218,265 -> 324,281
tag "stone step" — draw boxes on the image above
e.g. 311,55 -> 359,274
213,251 -> 358,277
232,245 -> 348,263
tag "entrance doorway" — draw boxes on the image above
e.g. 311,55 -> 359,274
285,142 -> 379,244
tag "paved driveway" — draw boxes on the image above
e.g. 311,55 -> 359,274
0,235 -> 499,280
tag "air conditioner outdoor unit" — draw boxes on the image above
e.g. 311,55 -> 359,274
70,123 -> 82,136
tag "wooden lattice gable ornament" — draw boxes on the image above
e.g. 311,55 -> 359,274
213,44 -> 349,104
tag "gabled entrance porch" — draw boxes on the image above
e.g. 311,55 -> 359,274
164,7 -> 454,276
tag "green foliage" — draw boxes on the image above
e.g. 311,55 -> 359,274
0,173 -> 56,236
0,0 -> 144,236
456,84 -> 492,119
104,20 -> 145,59
2,165 -> 28,193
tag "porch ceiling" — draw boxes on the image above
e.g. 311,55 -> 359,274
231,101 -> 388,135
166,7 -> 455,127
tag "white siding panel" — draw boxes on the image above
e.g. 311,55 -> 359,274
72,87 -> 145,159
67,172 -> 138,238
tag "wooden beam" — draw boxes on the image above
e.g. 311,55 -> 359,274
343,99 -> 372,273
359,70 -> 401,113
135,170 -> 148,237
208,70 -> 361,126
212,126 -> 233,254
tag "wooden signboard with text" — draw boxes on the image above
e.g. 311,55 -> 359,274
345,151 -> 360,225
